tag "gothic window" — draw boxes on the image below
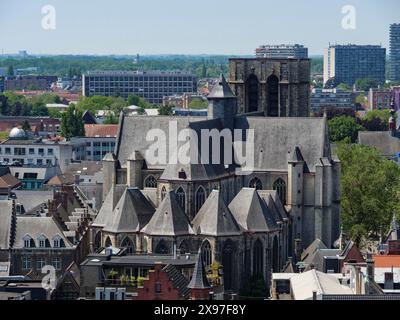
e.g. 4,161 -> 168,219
253,239 -> 264,276
249,177 -> 263,190
155,239 -> 169,254
179,240 -> 189,254
105,236 -> 112,248
201,240 -> 212,268
222,239 -> 234,290
176,187 -> 186,211
267,75 -> 279,117
246,74 -> 259,113
273,178 -> 286,205
121,237 -> 135,254
145,175 -> 157,188
272,236 -> 279,272
94,231 -> 101,251
195,186 -> 206,213
161,186 -> 167,201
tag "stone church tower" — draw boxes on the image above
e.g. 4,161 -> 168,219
228,58 -> 310,116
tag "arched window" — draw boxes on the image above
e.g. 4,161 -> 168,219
179,240 -> 189,254
195,186 -> 206,213
121,237 -> 135,254
272,236 -> 279,272
273,178 -> 286,205
23,235 -> 35,248
249,177 -> 263,190
161,186 -> 167,201
155,239 -> 169,254
246,74 -> 259,112
38,235 -> 50,248
94,231 -> 101,251
105,236 -> 112,248
267,75 -> 279,116
253,239 -> 264,276
201,240 -> 212,268
176,187 -> 186,211
145,175 -> 157,188
222,239 -> 234,290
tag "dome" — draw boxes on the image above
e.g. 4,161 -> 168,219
9,127 -> 27,139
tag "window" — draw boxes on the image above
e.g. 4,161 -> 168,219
38,235 -> 50,248
22,257 -> 31,270
246,74 -> 259,112
38,148 -> 44,156
176,187 -> 185,210
195,186 -> 206,213
161,186 -> 167,201
47,148 -> 53,155
52,257 -> 61,270
249,177 -> 263,190
144,175 -> 157,188
155,282 -> 162,293
14,148 -> 26,155
37,159 -> 42,165
121,237 -> 135,254
155,239 -> 169,254
273,178 -> 287,205
36,257 -> 46,270
15,172 -> 19,178
5,148 -> 11,155
201,240 -> 212,268
53,236 -> 64,248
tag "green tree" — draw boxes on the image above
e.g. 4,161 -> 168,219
355,78 -> 378,91
337,143 -> 400,246
31,104 -> 49,116
127,94 -> 140,106
362,109 -> 393,131
188,98 -> 208,109
60,104 -> 85,139
337,83 -> 351,91
103,112 -> 119,124
328,116 -> 364,143
158,104 -> 174,115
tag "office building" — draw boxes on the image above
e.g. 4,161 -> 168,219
311,88 -> 355,112
82,70 -> 197,104
368,87 -> 393,110
255,44 -> 308,58
390,23 -> 400,81
323,44 -> 386,86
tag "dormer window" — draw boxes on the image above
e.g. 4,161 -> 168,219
53,235 -> 65,248
23,235 -> 35,248
178,169 -> 187,179
38,235 -> 50,248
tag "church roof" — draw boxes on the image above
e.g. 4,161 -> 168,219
207,74 -> 236,99
92,185 -> 126,228
358,131 -> 400,157
301,238 -> 327,262
257,190 -> 287,223
228,188 -> 279,232
103,188 -> 155,233
192,190 -> 241,236
187,249 -> 211,289
141,190 -> 194,236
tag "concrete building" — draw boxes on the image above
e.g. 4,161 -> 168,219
4,75 -> 57,91
82,70 -> 197,104
323,44 -> 386,86
311,88 -> 355,112
255,44 -> 308,59
368,87 -> 393,110
390,23 -> 400,82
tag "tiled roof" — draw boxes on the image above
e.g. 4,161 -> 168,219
84,124 -> 118,137
373,255 -> 400,268
0,173 -> 21,189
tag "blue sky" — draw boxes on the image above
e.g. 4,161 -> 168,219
0,0 -> 399,55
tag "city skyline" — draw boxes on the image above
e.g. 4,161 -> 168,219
0,0 -> 399,56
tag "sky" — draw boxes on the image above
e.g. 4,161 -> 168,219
0,0 -> 399,56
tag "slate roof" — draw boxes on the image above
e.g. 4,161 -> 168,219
301,238 -> 327,262
13,190 -> 54,213
103,188 -> 155,233
64,161 -> 102,177
141,190 -> 194,236
358,131 -> 400,156
208,74 -> 236,99
257,190 -> 287,223
187,249 -> 211,289
92,185 -> 126,228
228,188 -> 279,232
192,190 -> 241,236
13,216 -> 72,249
0,201 -> 13,249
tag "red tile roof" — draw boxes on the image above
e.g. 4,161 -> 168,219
84,124 -> 118,138
373,255 -> 400,267
0,173 -> 21,189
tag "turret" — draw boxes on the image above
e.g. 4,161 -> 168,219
102,152 -> 117,199
127,150 -> 144,188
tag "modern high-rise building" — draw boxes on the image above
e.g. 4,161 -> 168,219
323,44 -> 386,87
390,23 -> 400,81
82,70 -> 197,104
255,44 -> 308,59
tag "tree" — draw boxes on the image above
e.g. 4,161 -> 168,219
239,274 -> 268,298
61,104 -> 85,139
355,78 -> 378,91
313,106 -> 356,120
337,83 -> 351,91
158,104 -> 174,115
188,98 -> 208,109
362,109 -> 393,131
21,120 -> 31,131
31,104 -> 49,116
328,116 -> 364,143
103,112 -> 119,124
127,94 -> 140,106
337,143 -> 400,246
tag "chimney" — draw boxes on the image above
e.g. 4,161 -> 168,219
366,253 -> 375,283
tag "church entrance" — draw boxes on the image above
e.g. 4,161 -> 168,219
266,75 -> 279,116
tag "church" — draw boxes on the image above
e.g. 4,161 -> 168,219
90,57 -> 341,293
